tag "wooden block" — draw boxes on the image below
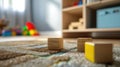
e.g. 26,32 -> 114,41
85,42 -> 113,63
48,38 -> 63,50
79,18 -> 84,22
70,22 -> 80,26
69,25 -> 79,30
77,38 -> 92,52
69,23 -> 85,30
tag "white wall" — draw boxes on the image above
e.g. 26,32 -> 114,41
32,0 -> 62,32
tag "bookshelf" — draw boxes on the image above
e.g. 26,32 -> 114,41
62,0 -> 120,38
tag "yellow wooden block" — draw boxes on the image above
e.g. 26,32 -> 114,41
85,42 -> 95,62
48,38 -> 63,50
77,38 -> 92,52
85,42 -> 113,63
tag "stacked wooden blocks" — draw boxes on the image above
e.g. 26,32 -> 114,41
77,38 -> 92,52
48,38 -> 63,50
85,42 -> 113,63
69,18 -> 85,30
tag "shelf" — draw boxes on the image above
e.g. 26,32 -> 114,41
63,28 -> 120,33
62,5 -> 83,15
62,0 -> 120,38
86,0 -> 120,9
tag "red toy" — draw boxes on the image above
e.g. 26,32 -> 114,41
26,21 -> 35,30
25,21 -> 40,36
73,2 -> 78,6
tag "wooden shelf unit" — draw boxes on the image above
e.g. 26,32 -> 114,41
62,0 -> 120,38
63,6 -> 83,15
63,28 -> 120,33
86,0 -> 120,9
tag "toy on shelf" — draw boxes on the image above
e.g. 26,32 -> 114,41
73,2 -> 78,6
69,18 -> 85,30
77,38 -> 92,52
78,0 -> 83,5
85,42 -> 113,63
25,21 -> 39,36
48,38 -> 63,51
73,0 -> 83,6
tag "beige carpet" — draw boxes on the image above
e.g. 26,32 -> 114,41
0,40 -> 120,67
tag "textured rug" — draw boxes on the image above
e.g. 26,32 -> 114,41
0,40 -> 120,67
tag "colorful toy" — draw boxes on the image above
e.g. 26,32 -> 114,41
78,0 -> 83,5
25,21 -> 40,36
73,0 -> 82,6
22,26 -> 30,36
2,30 -> 11,36
73,2 -> 78,6
16,29 -> 22,36
85,42 -> 113,63
23,31 -> 29,36
26,22 -> 35,30
23,26 -> 28,31
29,29 -> 37,36
11,28 -> 16,36
12,32 -> 16,36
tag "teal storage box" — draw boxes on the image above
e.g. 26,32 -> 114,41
97,6 -> 120,28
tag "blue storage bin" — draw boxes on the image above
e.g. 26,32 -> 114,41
97,6 -> 120,28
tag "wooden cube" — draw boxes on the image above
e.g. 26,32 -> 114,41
69,22 -> 85,30
69,25 -> 80,30
85,42 -> 113,63
48,38 -> 63,50
79,18 -> 84,22
77,38 -> 92,52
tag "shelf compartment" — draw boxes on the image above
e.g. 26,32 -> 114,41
86,0 -> 120,9
62,12 -> 83,30
63,28 -> 120,33
63,5 -> 83,15
86,5 -> 120,29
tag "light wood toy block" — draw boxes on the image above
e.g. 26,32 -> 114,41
79,18 -> 84,22
85,42 -> 113,63
77,38 -> 92,52
69,22 -> 85,30
48,38 -> 63,50
69,25 -> 84,30
70,22 -> 80,26
69,25 -> 82,30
